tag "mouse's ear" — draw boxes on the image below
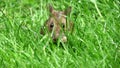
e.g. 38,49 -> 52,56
64,6 -> 72,15
48,4 -> 54,13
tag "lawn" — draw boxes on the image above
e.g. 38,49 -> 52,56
0,0 -> 120,68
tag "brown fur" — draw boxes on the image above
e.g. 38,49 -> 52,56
40,5 -> 73,43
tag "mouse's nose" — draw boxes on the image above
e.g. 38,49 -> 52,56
61,35 -> 67,43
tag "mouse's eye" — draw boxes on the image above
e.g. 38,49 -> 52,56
50,23 -> 54,28
62,24 -> 65,28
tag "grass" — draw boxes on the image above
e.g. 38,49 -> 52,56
0,0 -> 120,68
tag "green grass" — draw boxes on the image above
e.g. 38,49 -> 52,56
0,0 -> 120,68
